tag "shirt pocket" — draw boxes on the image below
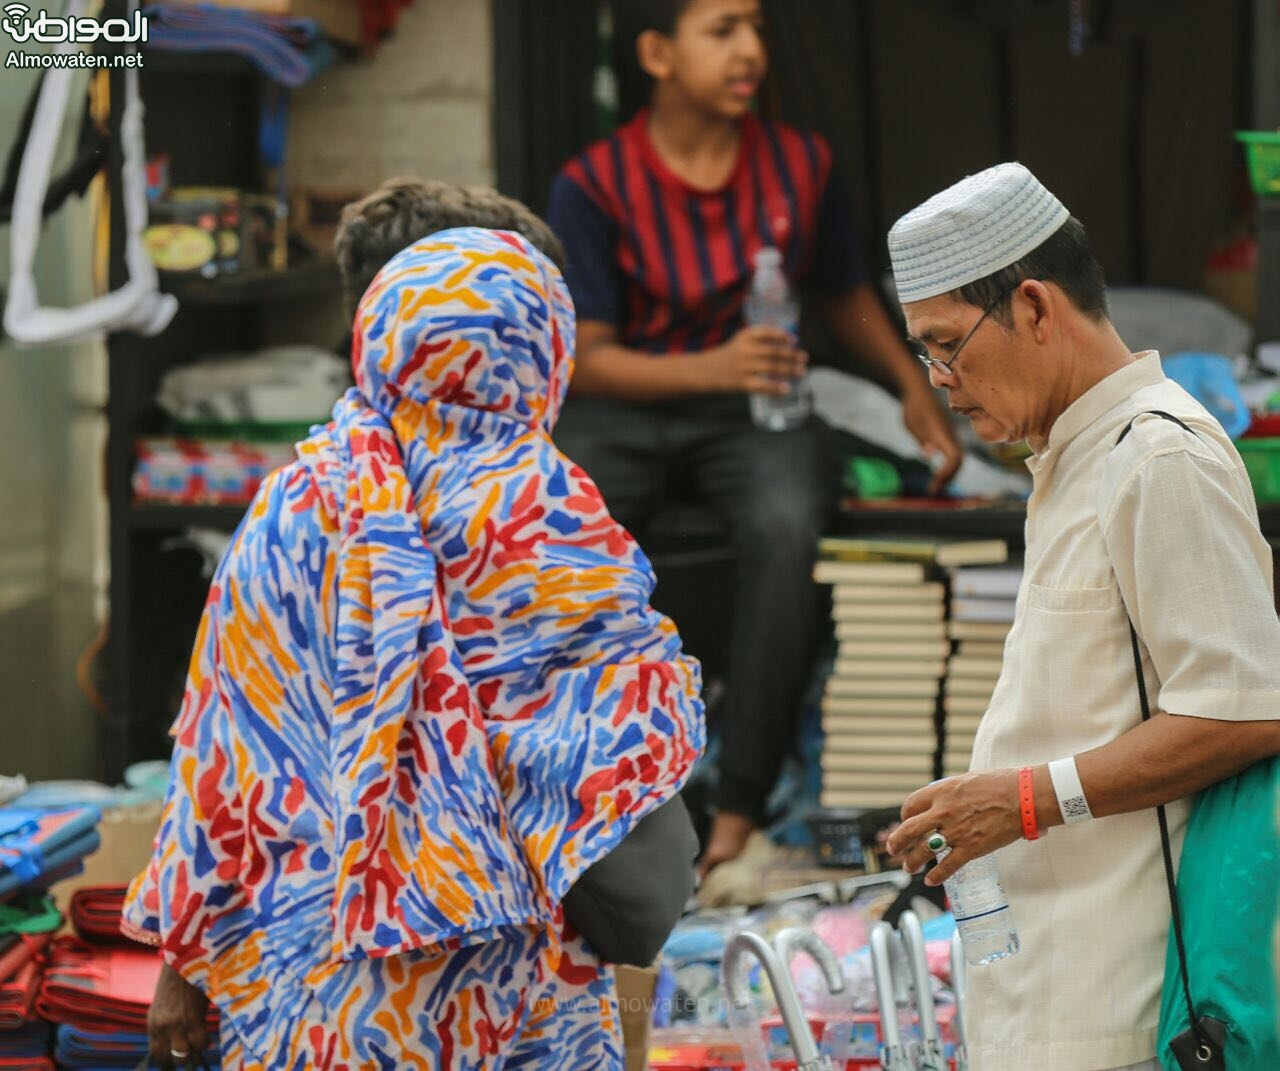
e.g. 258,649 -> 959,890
1013,582 -> 1135,754
1023,582 -> 1122,614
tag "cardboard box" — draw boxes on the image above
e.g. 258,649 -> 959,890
614,963 -> 659,1071
1204,268 -> 1257,327
51,801 -> 162,924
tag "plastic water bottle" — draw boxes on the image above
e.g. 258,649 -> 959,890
744,247 -> 809,431
940,851 -> 1020,966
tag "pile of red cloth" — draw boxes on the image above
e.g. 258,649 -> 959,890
0,1030 -> 52,1071
35,936 -> 218,1065
0,895 -> 60,1071
44,881 -> 223,1060
36,938 -> 162,1035
0,941 -> 53,1029
68,886 -> 132,948
0,804 -> 113,1070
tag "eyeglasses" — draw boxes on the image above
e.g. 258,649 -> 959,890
909,283 -> 1020,375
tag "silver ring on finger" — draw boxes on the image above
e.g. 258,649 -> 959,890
925,830 -> 948,854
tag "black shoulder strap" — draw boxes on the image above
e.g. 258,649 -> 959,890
1128,622 -> 1205,1052
1116,410 -> 1211,1057
1115,409 -> 1196,446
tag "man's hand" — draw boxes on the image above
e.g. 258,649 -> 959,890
701,325 -> 807,395
885,769 -> 1022,886
148,963 -> 210,1069
901,381 -> 963,493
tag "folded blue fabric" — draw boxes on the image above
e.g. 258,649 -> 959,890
0,1017 -> 51,1055
22,856 -> 88,895
54,1023 -> 224,1071
5,828 -> 100,900
0,813 -> 40,885
143,3 -> 333,86
56,1023 -> 148,1067
0,806 -> 101,901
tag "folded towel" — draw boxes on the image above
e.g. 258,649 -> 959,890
143,4 -> 331,86
0,808 -> 101,901
0,958 -> 43,1030
36,939 -> 218,1038
0,932 -> 54,987
69,887 -> 131,947
55,1022 -> 221,1068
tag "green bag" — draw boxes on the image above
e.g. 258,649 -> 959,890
1156,754 -> 1280,1071
1116,410 -> 1280,1069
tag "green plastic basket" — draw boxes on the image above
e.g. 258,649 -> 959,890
174,420 -> 317,443
1235,131 -> 1280,196
1237,437 -> 1280,502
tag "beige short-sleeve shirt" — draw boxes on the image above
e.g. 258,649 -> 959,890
966,353 -> 1280,1071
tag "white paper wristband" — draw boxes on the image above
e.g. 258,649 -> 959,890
1048,756 -> 1094,824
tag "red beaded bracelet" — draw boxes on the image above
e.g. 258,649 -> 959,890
1018,765 -> 1040,841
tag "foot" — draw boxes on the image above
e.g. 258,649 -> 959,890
697,811 -> 757,881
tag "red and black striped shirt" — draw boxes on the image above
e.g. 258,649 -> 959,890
548,109 -> 866,355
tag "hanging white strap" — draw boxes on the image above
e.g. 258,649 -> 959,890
4,0 -> 177,346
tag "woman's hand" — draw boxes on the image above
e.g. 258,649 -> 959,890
885,769 -> 1022,886
147,963 -> 210,1069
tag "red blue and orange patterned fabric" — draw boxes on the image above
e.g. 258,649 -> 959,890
123,228 -> 705,1068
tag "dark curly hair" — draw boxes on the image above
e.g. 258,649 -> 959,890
333,178 -> 567,315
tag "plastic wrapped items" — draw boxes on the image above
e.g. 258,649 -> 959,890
155,346 -> 349,429
1160,352 -> 1250,439
132,437 -> 297,505
658,911 -> 745,1028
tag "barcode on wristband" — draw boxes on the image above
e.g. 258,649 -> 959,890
1062,796 -> 1090,819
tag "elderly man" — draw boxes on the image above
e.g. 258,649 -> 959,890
884,163 -> 1280,1071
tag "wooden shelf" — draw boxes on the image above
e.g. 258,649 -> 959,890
163,260 -> 340,307
835,500 -> 1029,543
139,50 -> 259,79
104,52 -> 325,781
129,503 -> 248,531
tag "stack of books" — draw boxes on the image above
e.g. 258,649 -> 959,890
813,536 -> 1008,809
942,564 -> 1022,775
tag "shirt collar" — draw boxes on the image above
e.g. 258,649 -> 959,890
1029,350 -> 1164,467
627,107 -> 756,196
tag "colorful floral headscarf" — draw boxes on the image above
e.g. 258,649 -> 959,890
124,229 -> 704,1052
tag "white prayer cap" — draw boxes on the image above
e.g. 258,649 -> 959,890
888,162 -> 1070,304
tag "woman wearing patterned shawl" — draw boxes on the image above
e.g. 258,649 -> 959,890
123,227 -> 706,1070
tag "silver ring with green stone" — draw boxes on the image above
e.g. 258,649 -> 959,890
926,831 -> 948,853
